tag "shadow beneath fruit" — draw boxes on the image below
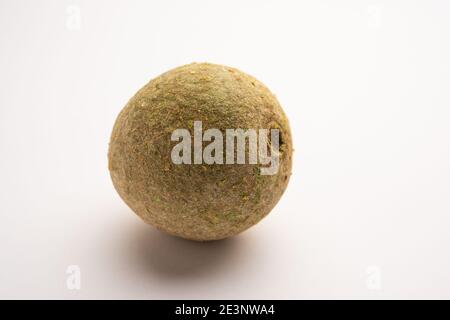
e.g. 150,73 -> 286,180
124,221 -> 247,280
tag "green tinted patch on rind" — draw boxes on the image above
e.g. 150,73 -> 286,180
108,63 -> 293,241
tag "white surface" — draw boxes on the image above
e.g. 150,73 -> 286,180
1,0 -> 450,299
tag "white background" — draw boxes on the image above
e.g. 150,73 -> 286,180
1,0 -> 449,299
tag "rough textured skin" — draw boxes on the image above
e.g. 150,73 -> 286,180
108,63 -> 292,241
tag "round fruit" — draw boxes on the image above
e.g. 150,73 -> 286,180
108,63 -> 292,241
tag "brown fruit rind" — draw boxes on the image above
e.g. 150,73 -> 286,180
108,63 -> 292,241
